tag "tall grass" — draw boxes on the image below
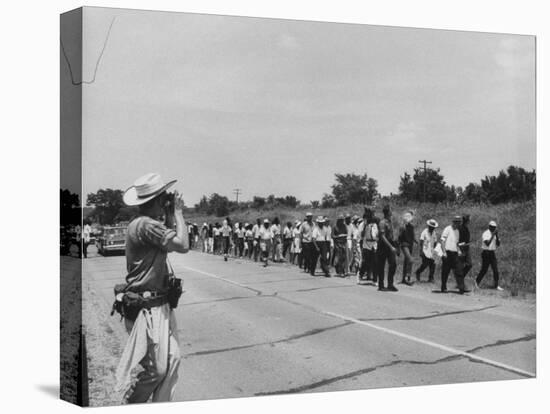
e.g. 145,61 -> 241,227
186,201 -> 536,295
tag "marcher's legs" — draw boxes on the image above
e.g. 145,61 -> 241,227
401,246 -> 413,283
319,242 -> 330,276
476,250 -> 491,286
302,243 -> 311,273
310,245 -> 319,276
441,251 -> 457,292
387,249 -> 397,288
335,244 -> 346,276
415,253 -> 429,280
377,249 -> 387,289
488,251 -> 500,287
366,248 -> 378,282
345,240 -> 352,275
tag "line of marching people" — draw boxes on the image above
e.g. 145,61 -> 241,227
195,206 -> 503,294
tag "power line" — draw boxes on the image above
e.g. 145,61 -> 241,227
233,188 -> 242,203
418,160 -> 433,203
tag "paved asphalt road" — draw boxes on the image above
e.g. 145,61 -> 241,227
83,248 -> 536,404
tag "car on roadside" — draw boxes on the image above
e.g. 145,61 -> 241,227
96,225 -> 127,256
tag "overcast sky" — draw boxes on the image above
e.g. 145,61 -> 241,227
61,7 -> 536,205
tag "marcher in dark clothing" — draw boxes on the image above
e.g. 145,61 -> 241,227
377,205 -> 399,292
300,213 -> 314,274
457,214 -> 473,278
332,215 -> 348,277
359,208 -> 378,282
283,221 -> 293,260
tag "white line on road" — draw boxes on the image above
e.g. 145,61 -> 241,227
323,311 -> 535,378
180,262 -> 536,378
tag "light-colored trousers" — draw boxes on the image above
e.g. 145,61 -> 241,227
116,304 -> 181,404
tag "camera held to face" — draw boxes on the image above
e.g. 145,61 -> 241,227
163,191 -> 176,216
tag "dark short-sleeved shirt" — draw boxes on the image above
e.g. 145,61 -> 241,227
379,218 -> 394,242
459,225 -> 471,244
399,223 -> 415,248
125,216 -> 177,293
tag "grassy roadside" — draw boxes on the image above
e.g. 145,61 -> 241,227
185,201 -> 536,296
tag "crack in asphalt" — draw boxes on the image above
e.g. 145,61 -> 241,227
465,333 -> 536,354
182,294 -> 277,307
255,333 -> 536,395
256,360 -> 404,395
184,321 -> 352,357
280,285 -> 357,294
249,277 -> 314,285
360,305 -> 499,322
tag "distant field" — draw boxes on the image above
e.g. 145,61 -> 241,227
185,201 -> 536,295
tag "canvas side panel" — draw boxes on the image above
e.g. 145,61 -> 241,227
60,7 -> 86,407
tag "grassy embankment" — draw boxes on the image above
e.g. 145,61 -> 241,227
185,201 -> 536,296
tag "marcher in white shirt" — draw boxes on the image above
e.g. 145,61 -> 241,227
271,217 -> 283,262
259,219 -> 273,267
291,221 -> 302,266
475,221 -> 503,290
350,216 -> 362,276
312,216 -> 331,277
439,216 -> 467,293
415,219 -> 439,282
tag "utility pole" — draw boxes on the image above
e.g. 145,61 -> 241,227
233,188 -> 242,204
418,160 -> 432,203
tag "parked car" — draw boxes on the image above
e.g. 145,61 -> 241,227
97,225 -> 127,255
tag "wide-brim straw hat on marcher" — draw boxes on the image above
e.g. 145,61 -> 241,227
426,219 -> 438,228
123,173 -> 177,206
316,216 -> 326,223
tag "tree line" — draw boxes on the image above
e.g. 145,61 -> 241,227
80,164 -> 535,223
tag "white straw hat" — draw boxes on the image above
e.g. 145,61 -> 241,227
123,173 -> 177,206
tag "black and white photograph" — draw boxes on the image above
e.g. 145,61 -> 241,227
57,3 -> 539,410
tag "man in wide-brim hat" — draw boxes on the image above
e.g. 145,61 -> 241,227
415,219 -> 439,283
115,172 -> 189,404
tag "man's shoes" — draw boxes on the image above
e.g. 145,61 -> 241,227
458,289 -> 471,294
387,285 -> 398,292
325,273 -> 331,278
495,286 -> 504,291
224,256 -> 228,262
441,288 -> 448,293
378,286 -> 387,291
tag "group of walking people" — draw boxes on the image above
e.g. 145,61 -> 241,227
195,206 -> 503,294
